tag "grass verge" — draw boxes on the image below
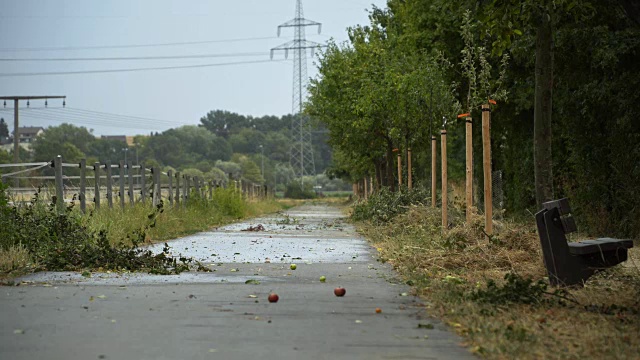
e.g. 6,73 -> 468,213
356,205 -> 640,359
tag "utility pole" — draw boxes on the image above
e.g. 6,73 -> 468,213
271,0 -> 324,187
0,96 -> 66,187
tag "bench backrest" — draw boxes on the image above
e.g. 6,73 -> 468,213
536,198 -> 581,285
542,198 -> 578,235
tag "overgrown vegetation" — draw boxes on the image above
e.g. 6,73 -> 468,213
309,0 -> 640,239
0,183 -> 284,279
351,187 -> 431,224
284,182 -> 317,199
354,197 -> 640,359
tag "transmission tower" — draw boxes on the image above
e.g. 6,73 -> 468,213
271,0 -> 324,185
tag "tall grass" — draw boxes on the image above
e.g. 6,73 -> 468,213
355,199 -> 640,359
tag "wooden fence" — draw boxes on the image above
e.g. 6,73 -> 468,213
0,155 -> 270,213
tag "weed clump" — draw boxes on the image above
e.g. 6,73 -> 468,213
471,272 -> 570,306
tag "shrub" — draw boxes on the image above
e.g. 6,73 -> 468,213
284,182 -> 316,199
351,187 -> 430,224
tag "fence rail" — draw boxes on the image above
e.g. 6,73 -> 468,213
1,155 -> 271,213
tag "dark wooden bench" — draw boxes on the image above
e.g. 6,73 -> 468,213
535,198 -> 634,286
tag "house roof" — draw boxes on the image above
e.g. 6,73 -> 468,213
13,126 -> 44,136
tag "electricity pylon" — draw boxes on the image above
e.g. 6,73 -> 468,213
271,0 -> 323,185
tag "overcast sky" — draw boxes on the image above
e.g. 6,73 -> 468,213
0,0 -> 387,136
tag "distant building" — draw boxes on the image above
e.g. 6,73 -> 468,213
13,126 -> 44,144
1,126 -> 45,152
100,135 -> 136,147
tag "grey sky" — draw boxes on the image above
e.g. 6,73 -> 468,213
0,0 -> 387,136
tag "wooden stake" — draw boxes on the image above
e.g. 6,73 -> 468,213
93,162 -> 101,210
54,155 -> 64,214
397,152 -> 402,188
140,162 -> 146,204
175,172 -> 181,206
152,167 -> 159,207
407,148 -> 413,190
482,104 -> 493,237
127,161 -> 134,205
106,161 -> 113,208
167,170 -> 173,206
465,116 -> 473,223
431,136 -> 437,208
79,158 -> 86,213
119,160 -> 125,210
441,130 -> 448,229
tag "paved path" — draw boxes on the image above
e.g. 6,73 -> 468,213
0,204 -> 474,360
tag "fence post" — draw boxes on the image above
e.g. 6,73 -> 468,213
175,172 -> 181,206
119,160 -> 125,209
167,170 -> 173,206
79,158 -> 86,213
93,162 -> 101,210
152,167 -> 160,207
183,176 -> 189,205
441,128 -> 448,229
140,162 -> 146,204
106,161 -> 113,208
194,176 -> 200,198
185,176 -> 191,202
482,104 -> 493,237
209,181 -> 213,199
54,155 -> 64,214
127,161 -> 134,205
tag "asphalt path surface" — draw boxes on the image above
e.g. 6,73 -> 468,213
0,204 -> 474,360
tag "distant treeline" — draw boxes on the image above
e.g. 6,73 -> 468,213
0,110 -> 349,192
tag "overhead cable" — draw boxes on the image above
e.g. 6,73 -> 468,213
0,58 -> 288,77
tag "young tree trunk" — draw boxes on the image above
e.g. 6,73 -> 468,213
374,159 -> 383,191
386,141 -> 395,192
534,12 -> 555,208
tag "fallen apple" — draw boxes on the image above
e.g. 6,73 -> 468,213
375,308 -> 382,314
334,287 -> 346,297
268,293 -> 279,303
290,264 -> 297,270
319,276 -> 326,282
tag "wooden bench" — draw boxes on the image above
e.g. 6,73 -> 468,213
535,198 -> 634,286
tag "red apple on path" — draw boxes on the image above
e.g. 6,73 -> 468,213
268,293 -> 279,303
334,287 -> 346,297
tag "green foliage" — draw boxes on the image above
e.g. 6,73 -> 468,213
284,182 -> 316,199
232,154 -> 264,184
0,118 -> 9,138
351,187 -> 430,224
32,123 -> 95,161
0,184 -> 191,274
471,273 -> 569,306
209,187 -> 246,218
310,0 -> 640,238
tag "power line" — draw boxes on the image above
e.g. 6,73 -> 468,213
0,51 -> 270,62
0,107 -> 183,128
4,111 -> 185,131
0,58 -> 288,77
0,36 -> 282,52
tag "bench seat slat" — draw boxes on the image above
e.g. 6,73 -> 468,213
568,238 -> 634,255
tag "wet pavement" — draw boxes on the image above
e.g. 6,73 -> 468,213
0,204 -> 474,360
